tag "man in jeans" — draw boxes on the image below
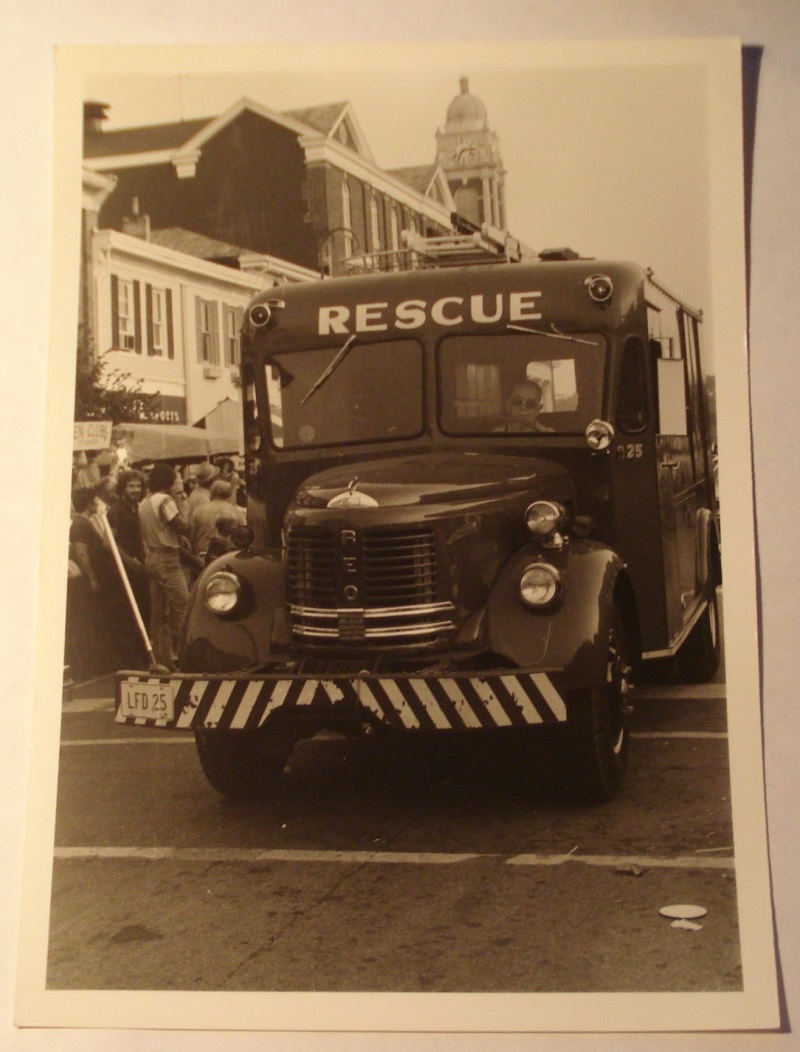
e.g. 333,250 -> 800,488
138,463 -> 189,671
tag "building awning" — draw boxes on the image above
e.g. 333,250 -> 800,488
112,423 -> 240,463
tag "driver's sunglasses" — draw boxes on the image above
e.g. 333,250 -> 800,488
508,396 -> 540,409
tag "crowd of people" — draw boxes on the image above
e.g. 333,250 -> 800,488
66,451 -> 246,680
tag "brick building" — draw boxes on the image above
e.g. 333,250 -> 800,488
83,96 -> 456,279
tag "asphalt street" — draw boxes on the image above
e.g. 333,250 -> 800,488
47,657 -> 737,994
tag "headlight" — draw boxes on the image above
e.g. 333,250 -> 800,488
525,500 -> 565,536
248,298 -> 285,330
249,303 -> 272,328
519,563 -> 562,608
585,419 -> 615,451
204,572 -> 241,615
585,273 -> 613,304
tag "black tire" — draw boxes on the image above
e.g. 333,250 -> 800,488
194,727 -> 295,801
566,607 -> 632,802
677,588 -> 721,683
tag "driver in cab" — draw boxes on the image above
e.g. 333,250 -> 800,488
495,379 -> 554,433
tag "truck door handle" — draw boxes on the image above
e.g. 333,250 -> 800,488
660,460 -> 680,470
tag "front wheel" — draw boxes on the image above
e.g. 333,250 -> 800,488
194,727 -> 295,801
566,607 -> 633,802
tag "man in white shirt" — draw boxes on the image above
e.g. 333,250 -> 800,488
138,463 -> 189,671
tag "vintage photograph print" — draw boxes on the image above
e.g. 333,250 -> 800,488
16,40 -> 778,1033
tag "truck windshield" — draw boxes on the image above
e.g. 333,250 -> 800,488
438,331 -> 607,435
265,338 -> 424,449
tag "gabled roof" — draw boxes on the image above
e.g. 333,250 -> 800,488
285,99 -> 374,162
148,227 -> 246,263
388,164 -> 439,196
83,98 -> 315,167
83,97 -> 446,222
84,96 -> 383,173
83,116 -> 213,159
282,101 -> 348,136
83,97 -> 367,164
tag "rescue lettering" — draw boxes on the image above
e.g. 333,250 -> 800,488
318,291 -> 542,335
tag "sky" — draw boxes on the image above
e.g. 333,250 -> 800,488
83,46 -> 714,363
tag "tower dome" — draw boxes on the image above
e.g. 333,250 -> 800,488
444,77 -> 488,131
436,76 -> 506,230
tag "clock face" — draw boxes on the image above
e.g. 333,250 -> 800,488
450,138 -> 476,165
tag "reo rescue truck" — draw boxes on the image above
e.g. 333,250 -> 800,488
116,230 -> 720,802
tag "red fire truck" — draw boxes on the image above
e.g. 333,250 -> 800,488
116,229 -> 720,802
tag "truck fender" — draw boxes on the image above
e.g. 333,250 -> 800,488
485,540 -> 634,691
181,547 -> 288,673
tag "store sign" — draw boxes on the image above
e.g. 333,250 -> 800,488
138,395 -> 188,425
73,420 -> 112,450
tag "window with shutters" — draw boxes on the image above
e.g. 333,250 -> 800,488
116,279 -> 136,351
224,305 -> 243,368
146,286 -> 170,357
196,298 -> 219,365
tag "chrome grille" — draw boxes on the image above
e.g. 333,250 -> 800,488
287,524 -> 453,646
287,525 -> 337,607
364,528 -> 437,606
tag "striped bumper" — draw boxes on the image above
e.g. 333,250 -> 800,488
116,670 -> 568,732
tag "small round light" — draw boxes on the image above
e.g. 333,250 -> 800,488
519,563 -> 562,608
205,572 -> 241,614
585,419 -> 615,451
249,303 -> 272,328
525,500 -> 565,536
586,274 -> 613,304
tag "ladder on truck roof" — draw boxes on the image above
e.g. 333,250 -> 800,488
342,221 -> 525,275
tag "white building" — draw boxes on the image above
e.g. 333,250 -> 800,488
91,227 -> 316,429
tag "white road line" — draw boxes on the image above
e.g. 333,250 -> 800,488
630,731 -> 728,739
62,699 -> 115,713
53,846 -> 479,865
506,853 -> 734,870
61,738 -> 194,747
52,846 -> 734,870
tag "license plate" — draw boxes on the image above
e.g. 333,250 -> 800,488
119,681 -> 174,722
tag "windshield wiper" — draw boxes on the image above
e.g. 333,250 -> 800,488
508,323 -> 599,346
301,334 -> 358,405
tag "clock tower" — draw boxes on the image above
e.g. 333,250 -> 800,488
436,77 -> 506,229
